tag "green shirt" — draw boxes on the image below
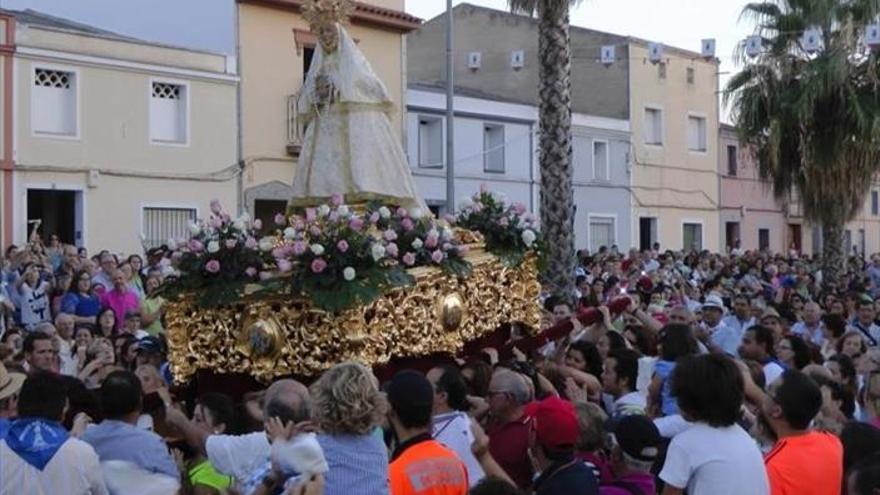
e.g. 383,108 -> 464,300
189,459 -> 233,491
140,296 -> 165,336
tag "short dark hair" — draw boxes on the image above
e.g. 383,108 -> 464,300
434,366 -> 470,412
387,370 -> 434,429
829,354 -> 857,387
672,354 -> 743,427
748,325 -> 776,357
198,393 -> 237,434
849,453 -> 880,495
607,348 -> 639,392
840,421 -> 880,473
23,331 -> 52,354
567,340 -> 603,378
782,335 -> 812,369
18,371 -> 67,420
772,370 -> 822,429
822,314 -> 847,339
658,324 -> 698,361
100,370 -> 143,419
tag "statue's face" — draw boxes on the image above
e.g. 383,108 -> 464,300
317,24 -> 339,53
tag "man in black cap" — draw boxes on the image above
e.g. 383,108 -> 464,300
601,414 -> 660,495
387,370 -> 468,495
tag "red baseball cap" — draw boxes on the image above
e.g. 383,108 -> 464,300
533,397 -> 579,452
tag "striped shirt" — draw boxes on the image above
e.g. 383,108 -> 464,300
0,437 -> 108,494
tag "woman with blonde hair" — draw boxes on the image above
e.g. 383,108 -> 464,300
310,361 -> 389,495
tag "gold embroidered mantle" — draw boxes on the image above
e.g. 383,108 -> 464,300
165,250 -> 540,383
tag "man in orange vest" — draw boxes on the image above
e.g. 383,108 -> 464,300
388,370 -> 469,495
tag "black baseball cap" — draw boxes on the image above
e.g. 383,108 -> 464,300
606,414 -> 661,462
137,336 -> 165,355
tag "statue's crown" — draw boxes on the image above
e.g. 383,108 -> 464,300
302,0 -> 354,28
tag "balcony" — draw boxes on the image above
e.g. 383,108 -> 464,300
286,93 -> 304,156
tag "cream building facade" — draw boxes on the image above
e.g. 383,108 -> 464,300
628,41 -> 721,252
2,9 -> 238,255
235,0 -> 419,229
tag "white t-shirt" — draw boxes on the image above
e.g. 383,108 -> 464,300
432,411 -> 485,487
19,281 -> 50,329
763,361 -> 784,387
660,423 -> 769,495
206,431 -> 270,483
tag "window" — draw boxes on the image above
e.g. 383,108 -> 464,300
687,67 -> 695,84
592,140 -> 609,181
418,116 -> 443,168
303,46 -> 315,82
150,81 -> 188,144
589,216 -> 615,253
872,191 -> 878,215
644,108 -> 663,145
727,145 -> 738,176
32,67 -> 77,136
683,222 -> 703,251
759,228 -> 770,250
142,207 -> 197,249
688,115 -> 707,152
483,124 -> 505,173
658,62 -> 667,79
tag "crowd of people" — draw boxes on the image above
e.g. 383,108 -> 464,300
2,235 -> 880,495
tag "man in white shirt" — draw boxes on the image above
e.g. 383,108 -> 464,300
700,295 -> 738,356
1,372 -> 108,494
738,325 -> 785,386
601,348 -> 646,417
851,297 -> 880,347
721,294 -> 756,336
791,302 -> 825,346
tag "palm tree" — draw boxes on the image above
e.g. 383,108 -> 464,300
508,0 -> 581,296
725,0 -> 880,290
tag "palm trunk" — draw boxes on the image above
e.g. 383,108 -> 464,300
537,3 -> 576,297
821,221 -> 844,291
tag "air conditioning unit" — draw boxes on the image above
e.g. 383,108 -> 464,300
745,35 -> 762,58
467,52 -> 482,70
867,23 -> 880,49
648,43 -> 663,64
802,26 -> 821,53
701,38 -> 716,59
510,50 -> 524,69
601,45 -> 616,66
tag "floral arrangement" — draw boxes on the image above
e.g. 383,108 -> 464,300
455,186 -> 544,267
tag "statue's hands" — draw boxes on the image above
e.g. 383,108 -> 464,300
315,74 -> 333,104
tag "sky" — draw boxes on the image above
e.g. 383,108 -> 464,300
3,0 -> 757,118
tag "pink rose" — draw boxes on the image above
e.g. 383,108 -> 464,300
499,217 -> 510,227
401,218 -> 414,232
384,229 -> 398,241
349,217 -> 365,232
330,193 -> 343,206
402,252 -> 416,266
425,236 -> 438,249
189,240 -> 204,252
369,212 -> 380,224
253,219 -> 263,230
311,258 -> 327,274
431,250 -> 444,264
210,199 -> 222,215
396,207 -> 408,218
245,237 -> 258,250
305,208 -> 317,222
310,226 -> 322,237
209,216 -> 223,229
293,241 -> 307,256
328,211 -> 340,223
524,213 -> 535,223
513,202 -> 527,215
480,183 -> 488,194
274,213 -> 287,226
386,242 -> 399,258
245,267 -> 258,277
272,247 -> 286,260
277,259 -> 293,273
205,260 -> 221,273
225,239 -> 237,249
337,240 -> 350,253
293,219 -> 305,230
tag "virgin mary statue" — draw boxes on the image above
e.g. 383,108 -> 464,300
290,2 -> 425,210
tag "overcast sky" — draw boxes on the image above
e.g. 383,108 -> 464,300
4,0 -> 756,119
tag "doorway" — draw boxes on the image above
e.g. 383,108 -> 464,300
26,188 -> 82,246
639,217 -> 657,251
725,222 -> 741,251
788,224 -> 803,253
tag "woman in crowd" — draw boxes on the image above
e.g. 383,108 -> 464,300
118,261 -> 144,300
140,274 -> 166,336
565,340 -> 604,381
187,393 -> 236,494
838,331 -> 869,361
775,334 -> 812,370
77,337 -> 117,389
16,262 -> 53,330
116,336 -> 140,371
821,314 -> 848,359
649,323 -> 698,417
96,307 -> 117,338
60,269 -> 102,326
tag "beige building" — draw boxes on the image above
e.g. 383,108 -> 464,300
235,0 -> 419,226
2,9 -> 238,255
628,41 -> 721,252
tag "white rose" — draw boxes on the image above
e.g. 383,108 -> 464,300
167,238 -> 178,250
233,220 -> 246,231
283,227 -> 296,240
207,241 -> 220,253
371,244 -> 386,261
411,238 -> 423,250
238,212 -> 251,223
188,222 -> 201,236
521,229 -> 536,247
338,205 -> 350,217
492,191 -> 508,204
378,206 -> 391,219
259,237 -> 275,252
310,244 -> 325,256
459,197 -> 474,209
343,267 -> 356,281
409,207 -> 424,220
318,204 -> 331,217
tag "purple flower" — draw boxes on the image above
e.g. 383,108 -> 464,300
293,219 -> 305,230
328,211 -> 340,223
189,240 -> 204,252
369,212 -> 380,224
513,202 -> 527,215
293,241 -> 307,256
245,237 -> 258,250
330,193 -> 344,206
305,208 -> 317,222
431,250 -> 444,264
425,236 -> 438,249
401,218 -> 414,232
272,247 -> 286,260
480,183 -> 488,194
225,239 -> 237,250
384,229 -> 398,241
349,217 -> 365,232
209,216 -> 223,229
337,240 -> 350,253
499,217 -> 510,227
396,207 -> 408,218
457,245 -> 470,255
402,252 -> 416,266
205,260 -> 221,273
277,259 -> 293,273
245,267 -> 258,277
253,219 -> 263,230
210,199 -> 222,215
386,242 -> 399,258
311,258 -> 327,274
310,226 -> 322,237
274,213 -> 287,226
